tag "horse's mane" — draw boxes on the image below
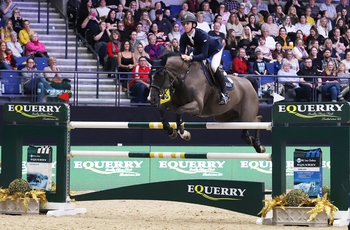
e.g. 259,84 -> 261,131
159,50 -> 181,65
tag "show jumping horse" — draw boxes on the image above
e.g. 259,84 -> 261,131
148,52 -> 266,153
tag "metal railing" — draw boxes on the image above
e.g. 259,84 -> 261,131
46,0 -> 68,59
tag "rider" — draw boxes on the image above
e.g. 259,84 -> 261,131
179,12 -> 230,105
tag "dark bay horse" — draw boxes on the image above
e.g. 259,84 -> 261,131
148,53 -> 266,153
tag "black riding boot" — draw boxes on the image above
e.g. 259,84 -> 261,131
214,68 -> 230,105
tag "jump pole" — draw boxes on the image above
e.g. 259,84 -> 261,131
69,121 -> 272,130
69,150 -> 272,160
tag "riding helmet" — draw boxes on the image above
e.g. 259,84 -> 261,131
181,12 -> 197,24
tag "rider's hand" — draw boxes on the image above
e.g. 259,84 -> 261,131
181,54 -> 192,61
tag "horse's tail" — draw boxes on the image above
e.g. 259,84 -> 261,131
244,76 -> 259,94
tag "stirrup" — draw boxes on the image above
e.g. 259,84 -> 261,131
219,93 -> 230,105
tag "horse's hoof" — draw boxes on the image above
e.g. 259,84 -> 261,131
260,146 -> 266,153
178,130 -> 191,141
254,144 -> 266,153
169,129 -> 177,139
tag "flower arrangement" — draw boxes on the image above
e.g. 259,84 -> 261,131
0,178 -> 48,212
258,188 -> 338,224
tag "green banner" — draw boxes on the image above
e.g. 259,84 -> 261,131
273,102 -> 350,123
3,103 -> 69,123
0,146 -> 331,191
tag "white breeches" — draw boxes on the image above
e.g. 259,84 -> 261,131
210,48 -> 223,72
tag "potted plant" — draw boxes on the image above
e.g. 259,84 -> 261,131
258,188 -> 338,226
0,178 -> 47,214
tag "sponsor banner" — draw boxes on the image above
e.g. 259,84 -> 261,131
273,102 -> 350,123
3,103 -> 69,122
0,146 -> 331,191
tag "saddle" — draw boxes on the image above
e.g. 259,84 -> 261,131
201,61 -> 234,91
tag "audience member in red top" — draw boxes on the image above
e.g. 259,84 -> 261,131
106,30 -> 121,78
25,33 -> 49,58
129,56 -> 150,103
232,48 -> 250,74
188,0 -> 201,13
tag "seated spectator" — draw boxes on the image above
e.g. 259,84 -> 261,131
139,10 -> 152,33
129,56 -> 150,103
309,46 -> 323,71
280,16 -> 296,35
305,7 -> 315,26
226,13 -> 243,37
232,48 -> 250,74
170,38 -> 181,53
253,0 -> 269,16
168,22 -> 181,43
336,0 -> 350,18
26,33 -> 49,58
163,8 -> 175,24
247,14 -> 261,37
226,29 -> 239,58
123,10 -> 136,34
0,41 -> 15,70
94,21 -> 111,66
320,0 -> 337,22
334,18 -> 347,35
209,22 -> 226,46
330,28 -> 346,55
306,26 -> 325,49
134,42 -> 150,63
321,61 -> 344,102
268,0 -> 281,14
237,4 -> 248,26
275,27 -> 293,51
188,0 -> 201,13
148,22 -> 168,52
261,15 -> 279,37
117,21 -> 131,42
271,5 -> 285,26
136,23 -> 148,47
201,2 -> 215,26
129,31 -> 139,52
1,0 -> 15,21
341,49 -> 350,72
1,19 -> 14,42
305,0 -> 320,20
284,0 -> 305,18
241,26 -> 258,50
21,57 -> 55,102
196,11 -> 211,32
295,15 -> 312,36
242,0 -> 252,15
283,50 -> 299,72
200,0 -> 220,15
323,38 -> 341,61
317,17 -> 330,38
127,1 -> 141,22
272,42 -> 286,59
297,58 -> 320,101
253,51 -> 268,75
96,0 -> 111,18
153,9 -> 172,35
217,3 -> 230,24
292,38 -> 309,62
211,15 -> 227,35
19,20 -> 34,47
317,10 -> 333,30
337,62 -> 350,97
139,0 -> 154,12
149,2 -> 162,22
77,0 -> 93,36
255,36 -> 273,61
225,0 -> 240,14
273,53 -> 283,74
295,30 -> 305,43
344,28 -> 350,49
106,30 -> 121,78
118,40 -> 136,91
115,4 -> 125,21
321,48 -> 339,71
260,28 -> 276,51
10,8 -> 23,34
43,57 -> 71,90
287,6 -> 299,25
105,9 -> 118,30
145,35 -> 162,60
182,1 -> 189,12
238,38 -> 256,61
277,62 -> 301,101
6,31 -> 22,58
81,8 -> 101,46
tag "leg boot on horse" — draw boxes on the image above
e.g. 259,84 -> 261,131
214,68 -> 230,105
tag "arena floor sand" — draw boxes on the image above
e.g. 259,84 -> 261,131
0,200 -> 347,230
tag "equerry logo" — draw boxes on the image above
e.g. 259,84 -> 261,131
188,184 -> 245,201
8,104 -> 61,120
74,160 -> 143,176
159,161 -> 225,176
278,104 -> 344,120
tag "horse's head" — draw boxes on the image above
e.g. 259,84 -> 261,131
148,65 -> 168,107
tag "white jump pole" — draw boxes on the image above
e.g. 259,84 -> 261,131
69,150 -> 272,160
69,121 -> 272,131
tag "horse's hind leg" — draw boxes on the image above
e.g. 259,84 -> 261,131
159,108 -> 177,139
176,114 -> 191,141
241,115 -> 266,153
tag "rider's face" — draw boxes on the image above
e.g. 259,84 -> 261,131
182,22 -> 193,33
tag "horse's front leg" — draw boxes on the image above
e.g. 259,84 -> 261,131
159,107 -> 177,139
253,129 -> 266,153
175,114 -> 191,141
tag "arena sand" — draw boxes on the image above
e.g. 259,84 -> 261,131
0,200 -> 347,230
